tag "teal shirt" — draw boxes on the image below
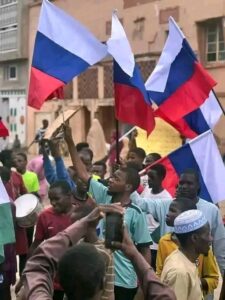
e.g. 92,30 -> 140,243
0,245 -> 4,264
89,179 -> 152,288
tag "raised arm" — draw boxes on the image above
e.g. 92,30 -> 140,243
49,140 -> 76,190
40,140 -> 58,185
64,124 -> 90,183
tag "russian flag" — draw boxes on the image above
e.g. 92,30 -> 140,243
28,0 -> 107,109
141,130 -> 225,204
145,17 -> 217,122
107,12 -> 155,134
155,91 -> 223,139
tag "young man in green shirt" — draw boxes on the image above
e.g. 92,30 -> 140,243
64,124 -> 152,300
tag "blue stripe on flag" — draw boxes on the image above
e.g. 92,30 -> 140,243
32,31 -> 90,83
114,61 -> 150,103
147,39 -> 196,105
184,108 -> 210,135
168,144 -> 212,202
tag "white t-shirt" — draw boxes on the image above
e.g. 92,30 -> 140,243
141,186 -> 172,200
140,187 -> 172,250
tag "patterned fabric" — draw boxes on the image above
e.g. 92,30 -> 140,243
81,240 -> 114,300
174,209 -> 207,234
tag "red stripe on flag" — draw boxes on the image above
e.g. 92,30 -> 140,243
140,156 -> 179,196
160,157 -> 180,197
114,83 -> 155,135
28,67 -> 65,110
154,110 -> 198,139
157,62 -> 216,121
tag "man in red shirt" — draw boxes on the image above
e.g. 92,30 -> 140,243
29,180 -> 75,300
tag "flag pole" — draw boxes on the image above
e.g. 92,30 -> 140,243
115,119 -> 120,164
119,126 -> 136,142
212,89 -> 225,116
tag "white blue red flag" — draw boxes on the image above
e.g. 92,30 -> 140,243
28,0 -> 107,109
142,130 -> 225,203
145,17 -> 217,122
155,91 -> 223,139
107,11 -> 155,134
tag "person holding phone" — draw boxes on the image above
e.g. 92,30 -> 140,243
64,124 -> 152,300
21,205 -> 175,300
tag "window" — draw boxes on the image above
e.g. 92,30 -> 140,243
0,1 -> 17,28
206,21 -> 225,62
4,65 -> 17,80
0,0 -> 18,52
0,26 -> 18,52
106,19 -> 123,35
0,0 -> 17,5
132,17 -> 145,40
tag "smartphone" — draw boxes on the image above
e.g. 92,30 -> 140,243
105,212 -> 123,249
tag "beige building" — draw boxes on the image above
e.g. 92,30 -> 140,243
27,0 -> 225,155
0,0 -> 29,146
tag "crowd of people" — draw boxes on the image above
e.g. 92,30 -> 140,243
0,121 -> 224,300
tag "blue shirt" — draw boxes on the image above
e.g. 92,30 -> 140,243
89,179 -> 152,288
43,156 -> 76,190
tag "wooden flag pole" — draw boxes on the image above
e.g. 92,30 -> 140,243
115,119 -> 120,164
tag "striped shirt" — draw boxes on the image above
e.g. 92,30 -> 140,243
91,240 -> 114,300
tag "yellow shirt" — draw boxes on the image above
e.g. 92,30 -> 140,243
22,171 -> 40,193
157,233 -> 219,294
161,249 -> 203,300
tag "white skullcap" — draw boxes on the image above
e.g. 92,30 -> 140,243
174,209 -> 207,234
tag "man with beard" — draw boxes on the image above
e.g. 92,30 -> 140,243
130,169 -> 225,279
161,210 -> 213,300
64,124 -> 152,300
157,198 -> 219,298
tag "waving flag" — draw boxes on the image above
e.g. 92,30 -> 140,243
28,0 -> 107,109
141,130 -> 225,203
107,12 -> 155,134
145,17 -> 216,122
0,178 -> 15,246
155,91 -> 223,139
0,117 -> 9,137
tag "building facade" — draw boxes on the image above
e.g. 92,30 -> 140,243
0,0 -> 29,146
27,0 -> 225,154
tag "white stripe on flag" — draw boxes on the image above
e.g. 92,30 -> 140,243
106,11 -> 135,77
190,130 -> 225,203
145,17 -> 184,93
0,178 -> 10,205
38,0 -> 107,65
200,91 -> 223,129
